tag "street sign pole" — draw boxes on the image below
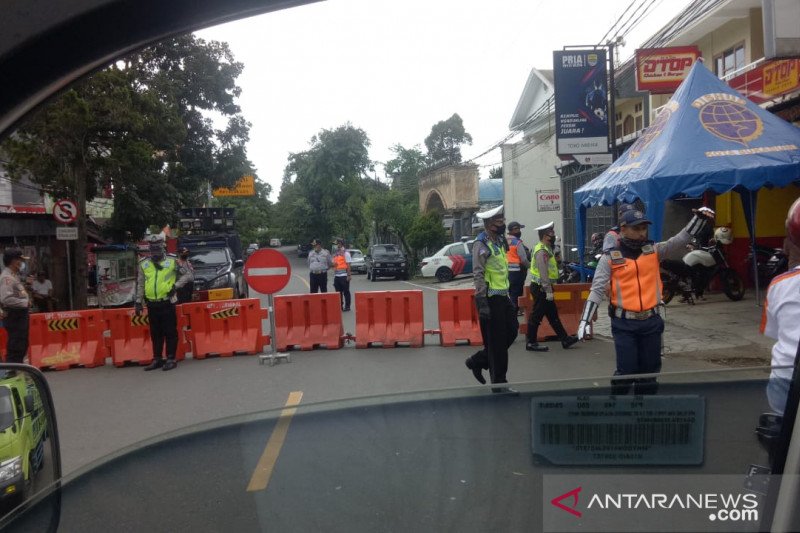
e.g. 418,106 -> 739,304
66,241 -> 73,310
262,293 -> 287,367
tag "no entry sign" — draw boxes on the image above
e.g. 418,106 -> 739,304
244,249 -> 291,295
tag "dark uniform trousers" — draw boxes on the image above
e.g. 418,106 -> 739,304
333,276 -> 351,309
610,313 -> 664,395
469,295 -> 518,384
508,270 -> 526,311
4,308 -> 29,363
310,272 -> 328,293
526,283 -> 569,343
147,300 -> 178,361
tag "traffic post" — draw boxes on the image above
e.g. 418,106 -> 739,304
243,249 -> 292,366
54,199 -> 79,310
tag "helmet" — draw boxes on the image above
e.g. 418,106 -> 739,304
788,197 -> 800,247
590,232 -> 604,247
714,227 -> 733,245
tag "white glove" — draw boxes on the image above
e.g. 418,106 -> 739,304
546,292 -> 554,302
577,320 -> 591,341
696,206 -> 715,219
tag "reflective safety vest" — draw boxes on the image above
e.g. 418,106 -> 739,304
140,258 -> 177,301
333,254 -> 348,275
609,247 -> 662,312
529,242 -> 558,283
481,235 -> 509,292
506,236 -> 524,271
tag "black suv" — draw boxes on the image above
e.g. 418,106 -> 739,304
366,244 -> 409,281
297,243 -> 312,258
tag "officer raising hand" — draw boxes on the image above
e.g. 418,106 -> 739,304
577,205 -> 715,395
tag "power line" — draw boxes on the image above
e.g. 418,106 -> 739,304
597,0 -> 641,46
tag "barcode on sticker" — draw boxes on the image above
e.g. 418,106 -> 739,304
539,423 -> 692,446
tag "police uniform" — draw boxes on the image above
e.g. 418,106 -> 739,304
506,222 -> 530,313
135,244 -> 193,371
332,241 -> 352,311
465,205 -> 519,388
577,207 -> 711,394
0,250 -> 31,364
526,222 -> 576,351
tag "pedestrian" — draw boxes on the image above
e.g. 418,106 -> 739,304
525,221 -> 578,352
576,205 -> 715,395
505,221 -> 530,315
175,247 -> 195,304
307,238 -> 332,293
332,238 -> 352,311
761,199 -> 800,416
0,248 -> 31,363
134,235 -> 193,372
464,205 -> 519,392
31,271 -> 55,312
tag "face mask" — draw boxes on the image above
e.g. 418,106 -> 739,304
493,224 -> 506,234
621,237 -> 645,250
151,253 -> 164,262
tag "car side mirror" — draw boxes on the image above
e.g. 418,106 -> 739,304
234,260 -> 244,268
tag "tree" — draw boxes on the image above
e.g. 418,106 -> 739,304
2,35 -> 252,308
406,211 -> 447,270
489,166 -> 503,180
211,178 -> 272,246
384,144 -> 426,202
365,189 -> 418,253
424,113 -> 473,166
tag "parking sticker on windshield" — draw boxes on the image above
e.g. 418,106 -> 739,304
531,395 -> 705,465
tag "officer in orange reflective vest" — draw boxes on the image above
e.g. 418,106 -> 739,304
577,205 -> 715,395
505,221 -> 530,314
332,238 -> 352,312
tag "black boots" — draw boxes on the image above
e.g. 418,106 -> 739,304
561,336 -> 579,349
465,358 -> 486,384
144,359 -> 164,371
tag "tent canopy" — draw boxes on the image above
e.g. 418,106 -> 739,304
573,61 -> 800,255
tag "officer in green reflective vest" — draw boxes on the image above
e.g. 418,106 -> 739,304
135,235 -> 193,372
525,221 -> 578,352
464,205 -> 519,393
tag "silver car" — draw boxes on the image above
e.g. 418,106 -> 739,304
347,248 -> 366,273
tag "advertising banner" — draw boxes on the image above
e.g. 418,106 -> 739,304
553,49 -> 609,155
635,46 -> 701,94
536,189 -> 561,212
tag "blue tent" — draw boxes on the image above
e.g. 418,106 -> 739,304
574,61 -> 800,270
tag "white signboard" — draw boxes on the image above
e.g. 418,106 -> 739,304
536,189 -> 561,212
56,226 -> 78,240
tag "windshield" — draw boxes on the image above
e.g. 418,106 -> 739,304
188,249 -> 229,266
349,250 -> 363,259
0,390 -> 14,431
372,246 -> 402,259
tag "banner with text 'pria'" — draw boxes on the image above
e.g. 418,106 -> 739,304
553,49 -> 609,156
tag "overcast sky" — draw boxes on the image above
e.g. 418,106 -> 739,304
196,0 -> 692,199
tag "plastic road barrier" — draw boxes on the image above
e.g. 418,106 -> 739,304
29,310 -> 107,370
518,283 -> 593,340
437,289 -> 482,347
181,298 -> 268,359
355,290 -> 424,349
104,307 -> 188,366
273,293 -> 343,351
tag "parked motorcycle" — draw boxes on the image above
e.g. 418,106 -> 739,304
747,244 -> 788,289
660,228 -> 745,304
560,248 -> 600,283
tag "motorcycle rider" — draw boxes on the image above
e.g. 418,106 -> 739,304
761,198 -> 800,415
577,205 -> 715,394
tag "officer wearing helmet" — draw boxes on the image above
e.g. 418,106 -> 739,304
135,234 -> 193,371
464,205 -> 518,392
0,248 -> 31,363
761,198 -> 800,415
577,205 -> 715,395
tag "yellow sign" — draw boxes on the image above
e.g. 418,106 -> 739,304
764,59 -> 799,96
208,288 -> 234,301
47,318 -> 79,331
212,175 -> 255,197
211,307 -> 240,320
130,315 -> 150,326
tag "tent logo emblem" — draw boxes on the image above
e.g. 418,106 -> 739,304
630,101 -> 678,159
692,92 -> 763,146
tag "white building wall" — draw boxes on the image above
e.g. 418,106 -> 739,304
502,135 -> 564,244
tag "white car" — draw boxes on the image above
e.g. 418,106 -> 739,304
269,238 -> 281,247
420,240 -> 474,282
347,249 -> 366,273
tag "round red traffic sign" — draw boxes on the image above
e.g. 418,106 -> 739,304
53,199 -> 78,224
244,249 -> 292,295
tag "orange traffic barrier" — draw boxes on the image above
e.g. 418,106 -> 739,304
0,326 -> 6,362
181,299 -> 268,359
104,307 -> 188,367
437,289 -> 482,347
273,293 -> 343,351
355,290 -> 424,349
29,310 -> 107,370
518,283 -> 594,340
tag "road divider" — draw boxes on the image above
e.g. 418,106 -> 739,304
273,293 -> 343,351
104,307 -> 188,366
29,310 -> 107,370
355,290 -> 424,349
436,289 -> 482,347
518,283 -> 594,340
181,299 -> 269,359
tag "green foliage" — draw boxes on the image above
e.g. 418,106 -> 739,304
424,113 -> 473,166
407,211 -> 447,263
384,144 -> 426,202
211,178 -> 272,246
489,166 -> 503,180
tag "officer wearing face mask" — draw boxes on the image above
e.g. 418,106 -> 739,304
1,248 -> 32,363
526,222 -> 578,352
464,205 -> 519,393
577,205 -> 715,394
505,221 -> 530,315
135,235 -> 193,371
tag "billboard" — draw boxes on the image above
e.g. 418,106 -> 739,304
728,58 -> 800,105
553,49 -> 609,155
212,175 -> 255,197
635,46 -> 701,94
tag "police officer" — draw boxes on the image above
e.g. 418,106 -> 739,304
308,239 -> 332,293
0,249 -> 31,363
464,205 -> 519,392
577,205 -> 715,394
526,222 -> 578,352
135,236 -> 193,371
175,247 -> 194,304
506,221 -> 530,315
332,238 -> 352,311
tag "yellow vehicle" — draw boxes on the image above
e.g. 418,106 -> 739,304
0,373 -> 46,505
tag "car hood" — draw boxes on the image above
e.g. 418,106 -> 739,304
192,265 -> 229,280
